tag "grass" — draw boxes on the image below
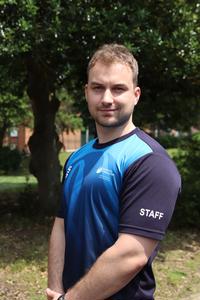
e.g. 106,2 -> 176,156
0,217 -> 50,300
0,151 -> 70,217
0,216 -> 199,300
154,231 -> 200,299
0,175 -> 37,192
0,151 -> 70,193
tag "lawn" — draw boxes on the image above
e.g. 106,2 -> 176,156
154,230 -> 200,299
0,216 -> 199,300
0,217 -> 49,300
0,175 -> 37,192
0,151 -> 69,193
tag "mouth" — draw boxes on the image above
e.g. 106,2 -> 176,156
98,109 -> 118,118
98,108 -> 118,112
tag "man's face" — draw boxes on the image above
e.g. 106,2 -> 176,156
85,61 -> 140,129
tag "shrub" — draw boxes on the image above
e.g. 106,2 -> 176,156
170,132 -> 200,228
157,135 -> 180,149
0,147 -> 22,173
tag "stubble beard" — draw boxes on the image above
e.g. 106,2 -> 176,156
94,111 -> 133,129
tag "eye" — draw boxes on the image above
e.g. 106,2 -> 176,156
112,86 -> 126,93
115,87 -> 124,91
92,86 -> 104,92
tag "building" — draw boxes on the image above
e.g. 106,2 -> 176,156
3,125 -> 82,153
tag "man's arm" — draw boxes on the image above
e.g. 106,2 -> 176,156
64,233 -> 158,300
48,217 -> 65,294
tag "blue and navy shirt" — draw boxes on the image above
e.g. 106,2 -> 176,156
58,128 -> 181,299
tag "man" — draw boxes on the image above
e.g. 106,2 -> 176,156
46,44 -> 181,300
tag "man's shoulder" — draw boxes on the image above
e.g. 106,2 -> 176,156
134,128 -> 168,155
113,128 -> 167,169
115,128 -> 179,177
68,138 -> 96,160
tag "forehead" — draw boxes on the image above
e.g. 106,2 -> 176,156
88,61 -> 133,84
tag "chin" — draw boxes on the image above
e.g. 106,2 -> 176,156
96,117 -> 132,128
97,121 -> 125,128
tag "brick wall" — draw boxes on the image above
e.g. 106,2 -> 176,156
3,126 -> 81,152
59,130 -> 81,151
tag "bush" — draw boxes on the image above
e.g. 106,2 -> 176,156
170,132 -> 200,228
157,135 -> 181,149
0,147 -> 22,173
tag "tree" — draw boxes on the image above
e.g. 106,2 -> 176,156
70,0 -> 200,132
0,66 -> 31,148
0,0 -> 199,213
55,88 -> 83,135
134,0 -> 200,132
0,93 -> 31,147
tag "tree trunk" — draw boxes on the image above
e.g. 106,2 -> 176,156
0,122 -> 8,149
27,57 -> 62,215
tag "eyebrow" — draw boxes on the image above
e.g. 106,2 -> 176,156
112,84 -> 128,88
90,81 -> 104,86
90,81 -> 128,88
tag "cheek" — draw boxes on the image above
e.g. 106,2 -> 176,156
87,92 -> 98,103
120,97 -> 134,108
121,101 -> 135,114
87,100 -> 96,115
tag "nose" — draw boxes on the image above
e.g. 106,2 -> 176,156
101,89 -> 113,105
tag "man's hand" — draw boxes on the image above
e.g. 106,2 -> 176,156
46,288 -> 63,300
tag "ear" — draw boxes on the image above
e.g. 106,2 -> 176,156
134,87 -> 141,105
85,84 -> 88,102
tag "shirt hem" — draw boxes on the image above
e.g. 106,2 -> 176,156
119,225 -> 165,241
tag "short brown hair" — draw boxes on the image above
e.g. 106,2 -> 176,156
87,43 -> 139,85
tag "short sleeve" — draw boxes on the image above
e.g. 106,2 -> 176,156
57,188 -> 65,218
56,155 -> 72,218
119,153 -> 181,240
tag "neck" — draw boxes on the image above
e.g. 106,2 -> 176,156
96,122 -> 136,144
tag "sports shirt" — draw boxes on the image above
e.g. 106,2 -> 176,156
58,128 -> 181,299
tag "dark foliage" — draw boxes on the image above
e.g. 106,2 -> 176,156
0,147 -> 22,173
156,135 -> 181,149
171,133 -> 200,228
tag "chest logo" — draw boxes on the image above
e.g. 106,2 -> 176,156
96,167 -> 115,176
96,167 -> 115,182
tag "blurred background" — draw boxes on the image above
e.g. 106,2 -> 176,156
0,1 -> 199,299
